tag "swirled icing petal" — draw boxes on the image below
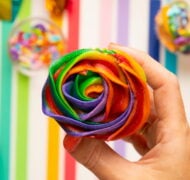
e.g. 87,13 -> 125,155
42,48 -> 150,140
62,81 -> 104,111
155,0 -> 190,54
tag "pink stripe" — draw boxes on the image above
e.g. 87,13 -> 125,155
99,0 -> 114,47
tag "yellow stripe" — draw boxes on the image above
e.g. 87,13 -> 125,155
45,1 -> 65,178
47,117 -> 60,180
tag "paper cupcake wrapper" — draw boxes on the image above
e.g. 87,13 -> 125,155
42,48 -> 150,140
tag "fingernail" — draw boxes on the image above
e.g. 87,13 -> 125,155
108,42 -> 118,48
63,135 -> 82,153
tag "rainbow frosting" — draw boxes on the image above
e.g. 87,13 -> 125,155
155,0 -> 190,54
42,48 -> 150,140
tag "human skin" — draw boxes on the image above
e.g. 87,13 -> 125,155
63,43 -> 190,180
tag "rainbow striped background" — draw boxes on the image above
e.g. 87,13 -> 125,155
0,0 -> 190,180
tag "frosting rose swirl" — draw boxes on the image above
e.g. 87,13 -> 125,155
155,0 -> 190,54
42,48 -> 150,140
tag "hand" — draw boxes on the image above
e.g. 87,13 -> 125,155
63,43 -> 190,180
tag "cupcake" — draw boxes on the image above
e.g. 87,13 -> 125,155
42,48 -> 150,140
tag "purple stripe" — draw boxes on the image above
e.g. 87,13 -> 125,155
117,0 -> 129,45
115,0 -> 130,157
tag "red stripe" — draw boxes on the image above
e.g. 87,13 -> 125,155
64,0 -> 80,179
66,0 -> 80,52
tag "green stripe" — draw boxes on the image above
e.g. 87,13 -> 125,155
15,0 -> 31,180
15,74 -> 30,180
16,0 -> 30,19
0,21 -> 13,180
164,49 -> 178,74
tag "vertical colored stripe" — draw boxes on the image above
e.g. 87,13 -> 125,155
125,0 -> 150,161
67,0 -> 80,52
27,3 -> 50,180
114,0 -> 130,157
12,0 -> 22,21
0,21 -> 12,180
45,1 -> 63,179
163,0 -> 178,75
148,0 -> 160,61
15,74 -> 29,180
65,1 -> 80,179
15,0 -> 31,180
47,118 -> 60,180
128,0 -> 150,51
79,0 -> 101,47
16,0 -> 30,19
99,0 -> 113,47
178,54 -> 190,121
117,0 -> 129,45
164,49 -> 178,74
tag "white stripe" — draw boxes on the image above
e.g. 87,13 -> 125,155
111,0 -> 118,45
57,10 -> 68,180
27,70 -> 48,180
126,143 -> 141,162
159,46 -> 166,65
180,0 -> 190,124
126,0 -> 150,161
178,54 -> 190,123
30,0 -> 49,17
98,0 -> 117,48
9,68 -> 18,180
59,131 -> 65,180
62,11 -> 68,42
128,0 -> 150,52
77,1 -> 102,179
79,0 -> 101,48
26,0 -> 49,179
76,162 -> 97,180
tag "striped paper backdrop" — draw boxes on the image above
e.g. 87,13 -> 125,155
0,0 -> 190,180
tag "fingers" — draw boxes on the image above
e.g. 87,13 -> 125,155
64,135 -> 131,179
108,43 -> 187,131
124,133 -> 150,155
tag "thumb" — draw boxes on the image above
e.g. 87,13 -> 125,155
63,135 -> 131,179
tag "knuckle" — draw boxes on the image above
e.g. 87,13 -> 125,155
83,141 -> 103,171
141,51 -> 156,61
167,72 -> 179,87
140,50 -> 149,59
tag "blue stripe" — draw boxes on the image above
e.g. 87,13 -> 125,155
165,49 -> 178,74
148,0 -> 161,61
